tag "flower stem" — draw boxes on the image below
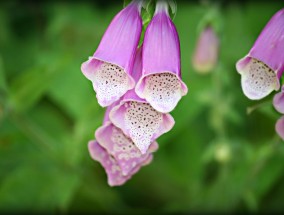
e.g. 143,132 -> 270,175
155,0 -> 169,15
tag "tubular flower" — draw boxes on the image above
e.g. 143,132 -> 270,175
81,0 -> 143,107
95,117 -> 159,176
110,48 -> 175,154
88,141 -> 154,186
276,116 -> 284,141
192,26 -> 219,74
135,1 -> 188,113
236,9 -> 284,100
90,103 -> 158,185
273,86 -> 284,114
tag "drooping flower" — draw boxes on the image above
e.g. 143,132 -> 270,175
273,85 -> 284,114
95,114 -> 159,176
88,140 -> 154,186
95,101 -> 158,176
192,26 -> 219,74
90,102 -> 158,184
135,1 -> 188,113
276,116 -> 284,141
236,9 -> 284,100
110,47 -> 175,154
95,123 -> 158,176
81,0 -> 143,107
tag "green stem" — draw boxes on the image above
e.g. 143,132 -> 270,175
246,100 -> 272,115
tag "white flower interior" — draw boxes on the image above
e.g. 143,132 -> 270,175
93,62 -> 130,106
144,73 -> 182,112
241,58 -> 278,100
111,126 -> 146,175
124,101 -> 163,154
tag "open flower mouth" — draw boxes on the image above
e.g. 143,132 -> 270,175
241,58 -> 278,100
96,123 -> 157,176
89,140 -> 153,186
110,126 -> 151,175
124,101 -> 163,154
143,72 -> 183,113
93,62 -> 132,106
88,141 -> 130,186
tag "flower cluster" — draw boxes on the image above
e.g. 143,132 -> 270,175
236,9 -> 284,141
81,0 -> 188,186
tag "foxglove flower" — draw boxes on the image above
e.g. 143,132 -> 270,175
236,9 -> 284,100
110,48 -> 175,154
276,116 -> 284,141
95,102 -> 159,176
135,1 -> 188,113
192,26 -> 219,73
273,86 -> 284,114
95,123 -> 158,176
88,140 -> 154,186
90,102 -> 158,185
81,0 -> 143,107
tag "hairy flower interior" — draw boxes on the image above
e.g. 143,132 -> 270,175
242,58 -> 278,99
144,73 -> 182,112
90,142 -> 128,186
93,62 -> 129,105
124,101 -> 163,154
110,126 -> 148,175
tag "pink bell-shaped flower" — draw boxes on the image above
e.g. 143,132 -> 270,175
135,1 -> 188,113
192,26 -> 219,73
88,140 -> 154,186
81,0 -> 143,106
110,47 -> 175,154
236,9 -> 284,100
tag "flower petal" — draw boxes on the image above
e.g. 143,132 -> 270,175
136,72 -> 187,113
88,140 -> 131,186
95,122 -> 158,176
276,116 -> 284,141
110,100 -> 174,154
236,9 -> 284,100
237,57 -> 279,100
81,57 -> 135,107
81,2 -> 142,106
273,86 -> 284,114
135,2 -> 187,113
249,9 -> 284,78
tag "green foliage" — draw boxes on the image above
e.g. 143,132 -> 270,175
0,0 -> 283,213
0,57 -> 6,92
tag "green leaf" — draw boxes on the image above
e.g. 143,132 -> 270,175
123,0 -> 132,8
0,56 -> 7,92
0,103 -> 82,212
47,62 -> 100,120
0,56 -> 7,123
0,56 -> 7,120
8,53 -> 69,112
139,0 -> 155,46
0,162 -> 80,212
249,144 -> 284,202
196,3 -> 223,35
167,0 -> 177,20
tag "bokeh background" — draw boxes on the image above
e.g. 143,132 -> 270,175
0,0 -> 284,213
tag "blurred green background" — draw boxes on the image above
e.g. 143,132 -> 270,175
0,0 -> 284,213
